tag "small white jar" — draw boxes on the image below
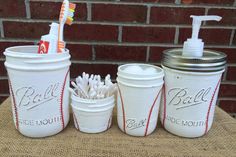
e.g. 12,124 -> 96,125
116,64 -> 164,136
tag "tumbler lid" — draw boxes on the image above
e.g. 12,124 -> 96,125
162,48 -> 226,72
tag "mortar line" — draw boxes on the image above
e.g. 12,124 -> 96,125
227,63 -> 236,66
174,26 -> 179,44
0,20 -> 4,38
92,45 -> 96,61
146,5 -> 151,24
2,18 -> 236,29
118,26 -> 122,43
229,29 -> 235,46
218,97 -> 236,101
203,8 -> 209,25
146,46 -> 150,62
0,77 -> 8,80
87,2 -> 92,21
221,81 -> 236,85
25,0 -> 31,19
0,94 -> 10,97
1,38 -> 236,48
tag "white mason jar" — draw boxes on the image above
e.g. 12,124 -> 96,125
160,48 -> 226,138
4,46 -> 71,138
116,64 -> 164,136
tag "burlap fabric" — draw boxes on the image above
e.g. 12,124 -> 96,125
0,98 -> 235,157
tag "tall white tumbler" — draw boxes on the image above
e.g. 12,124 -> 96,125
117,64 -> 164,136
4,46 -> 71,138
160,49 -> 226,138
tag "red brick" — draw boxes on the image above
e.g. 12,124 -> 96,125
0,79 -> 9,94
64,24 -> 118,41
92,4 -> 147,23
0,96 -> 8,104
66,44 -> 92,60
0,0 -> 26,18
219,100 -> 236,113
150,7 -> 205,24
30,2 -> 87,21
149,46 -> 179,62
179,28 -> 232,45
219,84 -> 236,98
70,63 -> 118,79
226,66 -> 236,81
123,26 -> 175,43
95,45 -> 147,61
0,42 -> 35,58
207,9 -> 236,26
3,21 -> 50,39
0,61 -> 7,77
182,0 -> 234,5
211,48 -> 236,64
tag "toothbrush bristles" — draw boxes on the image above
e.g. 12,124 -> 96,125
69,3 -> 76,10
66,18 -> 73,25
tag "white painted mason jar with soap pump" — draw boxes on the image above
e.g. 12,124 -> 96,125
160,15 -> 227,138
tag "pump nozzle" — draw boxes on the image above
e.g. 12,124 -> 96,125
191,15 -> 222,39
182,15 -> 222,57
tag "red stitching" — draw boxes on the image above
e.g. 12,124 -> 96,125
117,85 -> 126,133
60,69 -> 70,129
8,80 -> 19,130
144,88 -> 162,136
204,78 -> 221,134
72,111 -> 80,130
162,84 -> 167,128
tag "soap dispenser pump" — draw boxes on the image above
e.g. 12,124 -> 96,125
182,15 -> 222,57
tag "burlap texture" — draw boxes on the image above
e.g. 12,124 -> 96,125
0,98 -> 235,157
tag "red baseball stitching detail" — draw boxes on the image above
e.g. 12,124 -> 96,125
117,85 -> 126,133
8,80 -> 19,130
204,78 -> 221,134
72,111 -> 80,130
60,69 -> 70,129
162,84 -> 167,128
144,88 -> 162,136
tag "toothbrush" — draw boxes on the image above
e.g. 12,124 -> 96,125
57,0 -> 76,53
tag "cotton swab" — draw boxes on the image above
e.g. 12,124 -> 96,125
71,73 -> 117,99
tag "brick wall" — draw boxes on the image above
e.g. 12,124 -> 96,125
0,0 -> 235,117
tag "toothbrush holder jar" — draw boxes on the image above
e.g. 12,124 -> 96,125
4,45 -> 71,138
116,64 -> 164,136
160,48 -> 226,138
